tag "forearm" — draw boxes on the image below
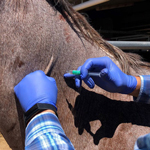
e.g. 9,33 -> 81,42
129,75 -> 150,104
25,112 -> 74,150
26,109 -> 56,126
129,76 -> 141,97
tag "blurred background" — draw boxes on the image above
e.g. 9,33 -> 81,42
69,0 -> 150,61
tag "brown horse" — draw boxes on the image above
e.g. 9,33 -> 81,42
0,0 -> 150,149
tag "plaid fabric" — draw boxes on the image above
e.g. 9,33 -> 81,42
25,112 -> 74,150
134,75 -> 150,104
134,75 -> 150,150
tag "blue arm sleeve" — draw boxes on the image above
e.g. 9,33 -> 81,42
25,112 -> 74,150
134,75 -> 150,150
134,75 -> 150,104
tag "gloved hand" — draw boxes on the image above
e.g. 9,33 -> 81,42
64,57 -> 137,94
14,70 -> 58,112
134,133 -> 150,150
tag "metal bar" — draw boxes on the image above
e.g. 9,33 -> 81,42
73,0 -> 109,11
107,41 -> 150,50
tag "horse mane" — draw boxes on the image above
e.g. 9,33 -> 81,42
4,0 -> 150,74
51,0 -> 150,74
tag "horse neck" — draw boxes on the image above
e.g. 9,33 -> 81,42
50,14 -> 111,75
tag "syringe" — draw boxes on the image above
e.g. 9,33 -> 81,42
67,70 -> 100,77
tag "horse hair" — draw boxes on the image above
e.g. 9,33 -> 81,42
5,0 -> 150,74
51,0 -> 150,74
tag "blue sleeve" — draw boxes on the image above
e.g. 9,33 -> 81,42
134,75 -> 150,104
134,75 -> 150,150
25,112 -> 74,150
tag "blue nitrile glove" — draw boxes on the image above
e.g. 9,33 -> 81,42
64,57 -> 137,94
134,133 -> 150,150
14,70 -> 58,112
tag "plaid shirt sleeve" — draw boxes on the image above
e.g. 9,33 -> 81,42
25,112 -> 74,150
133,76 -> 150,150
134,75 -> 150,104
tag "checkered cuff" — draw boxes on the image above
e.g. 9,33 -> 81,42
134,75 -> 150,104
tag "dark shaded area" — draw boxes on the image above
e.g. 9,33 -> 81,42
15,95 -> 25,149
81,0 -> 150,61
126,51 -> 150,62
139,52 -> 150,62
65,78 -> 150,145
83,0 -> 150,40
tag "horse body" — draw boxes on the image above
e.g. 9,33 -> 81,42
0,0 -> 150,150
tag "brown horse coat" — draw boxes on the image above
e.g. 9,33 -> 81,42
0,0 -> 150,149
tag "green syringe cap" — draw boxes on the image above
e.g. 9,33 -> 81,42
72,70 -> 81,75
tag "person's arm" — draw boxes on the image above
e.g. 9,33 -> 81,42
64,57 -> 137,94
64,57 -> 150,103
133,75 -> 150,149
14,70 -> 74,150
129,76 -> 141,97
64,56 -> 150,150
132,75 -> 150,104
25,111 -> 74,150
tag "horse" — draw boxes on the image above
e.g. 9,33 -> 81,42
0,0 -> 150,149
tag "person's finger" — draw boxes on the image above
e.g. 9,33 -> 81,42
81,57 -> 109,79
83,76 -> 95,89
64,73 -> 75,78
75,76 -> 82,88
75,66 -> 82,88
99,68 -> 109,80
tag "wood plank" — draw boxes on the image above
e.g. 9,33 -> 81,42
0,133 -> 11,150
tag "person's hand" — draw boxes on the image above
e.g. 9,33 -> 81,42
134,133 -> 150,150
14,70 -> 58,112
64,57 -> 137,94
